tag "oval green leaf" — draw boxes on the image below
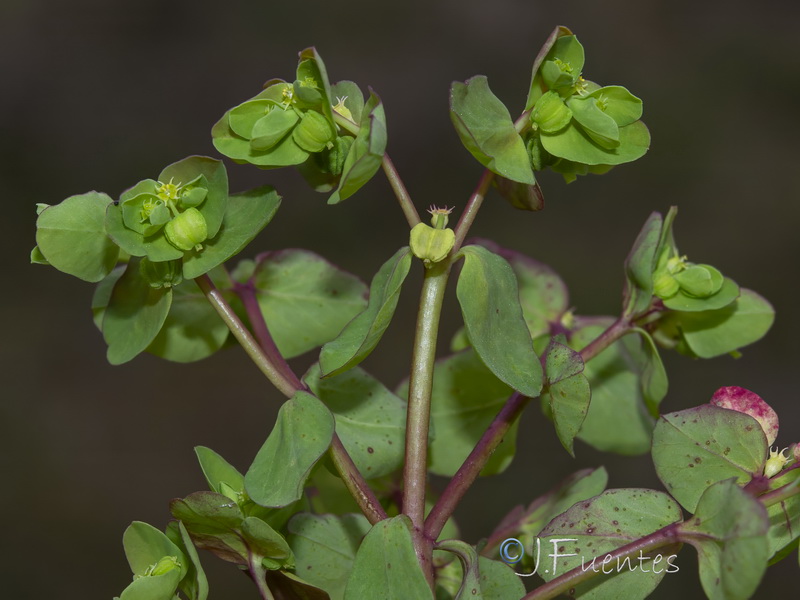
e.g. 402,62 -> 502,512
102,260 -> 172,365
181,185 -> 281,279
35,191 -> 119,282
343,515 -> 433,600
450,76 -> 534,184
249,248 -> 369,360
319,247 -> 412,376
456,245 -> 542,397
245,391 -> 335,508
652,405 -> 767,512
304,363 -> 406,479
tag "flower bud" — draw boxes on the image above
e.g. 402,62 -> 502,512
674,264 -> 723,298
292,111 -> 336,153
410,223 -> 455,266
165,208 -> 208,252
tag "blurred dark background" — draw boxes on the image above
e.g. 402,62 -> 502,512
2,0 -> 798,598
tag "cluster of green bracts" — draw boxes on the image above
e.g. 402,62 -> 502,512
32,156 -> 281,364
526,31 -> 650,182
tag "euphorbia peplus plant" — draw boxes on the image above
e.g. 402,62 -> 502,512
31,26 -> 798,600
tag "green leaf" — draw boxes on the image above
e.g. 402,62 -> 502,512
541,120 -> 650,166
319,247 -> 412,376
456,245 -> 542,397
145,269 -> 230,363
328,91 -> 387,204
435,540 -> 483,599
343,516 -> 433,600
539,35 -> 586,90
249,249 -> 369,359
241,516 -> 294,569
588,86 -> 643,127
181,185 -> 281,279
622,211 -> 662,318
118,570 -> 182,600
490,467 -> 608,551
245,391 -> 335,508
568,95 -> 620,149
330,81 -> 365,124
492,176 -> 545,212
450,76 -> 534,184
679,479 -> 769,600
123,521 -> 188,580
102,260 -> 172,365
662,277 -> 740,312
541,340 -> 590,455
652,405 -> 767,512
475,240 -> 568,339
35,191 -> 119,282
194,446 -> 245,495
304,363 -> 406,479
677,288 -> 775,358
526,25 -> 573,110
288,513 -> 371,600
396,349 -> 515,477
265,570 -> 332,600
538,489 -> 683,600
624,329 -> 668,416
250,108 -> 300,151
570,320 -> 654,455
165,521 -> 209,600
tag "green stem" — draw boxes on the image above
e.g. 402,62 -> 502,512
332,111 -> 420,227
249,555 -> 275,600
195,274 -> 387,525
452,169 -> 495,252
403,261 -> 451,587
760,474 -> 800,508
195,274 -> 298,398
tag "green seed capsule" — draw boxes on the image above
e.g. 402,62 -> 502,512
674,264 -> 720,298
139,258 -> 183,289
531,91 -> 573,133
322,135 -> 354,175
653,271 -> 680,299
410,223 -> 455,266
165,208 -> 208,252
292,111 -> 336,153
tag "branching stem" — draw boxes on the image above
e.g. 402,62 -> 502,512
195,274 -> 387,525
425,317 -> 633,539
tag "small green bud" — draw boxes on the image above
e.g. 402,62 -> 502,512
292,111 -> 335,153
180,185 -> 208,209
165,208 -> 208,252
139,258 -> 183,288
531,91 -> 573,133
410,222 -> 455,266
218,481 -> 245,505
